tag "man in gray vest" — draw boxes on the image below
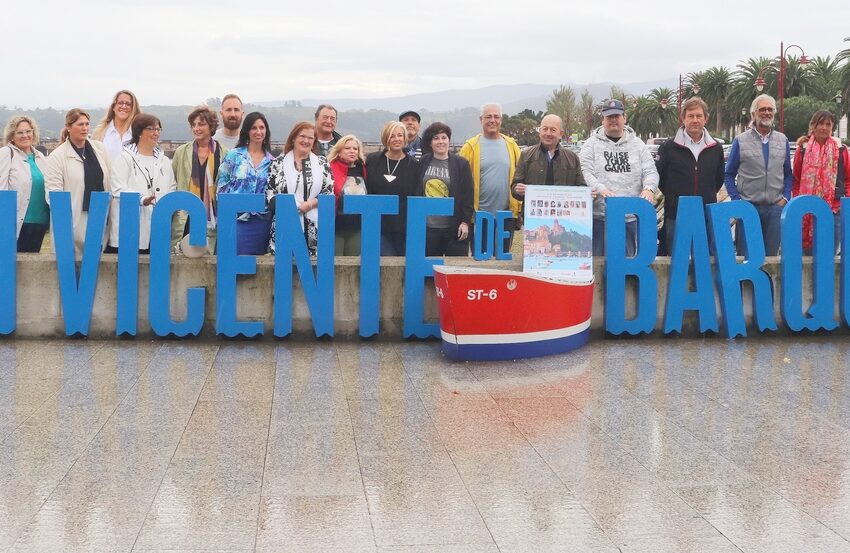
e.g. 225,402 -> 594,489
724,94 -> 792,257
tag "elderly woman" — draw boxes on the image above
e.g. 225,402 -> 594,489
171,106 -> 228,254
0,116 -> 50,252
110,114 -> 176,253
43,108 -> 112,255
266,122 -> 333,255
415,122 -> 473,256
792,109 -> 850,254
217,112 -> 275,255
366,121 -> 418,255
328,134 -> 367,255
92,90 -> 141,161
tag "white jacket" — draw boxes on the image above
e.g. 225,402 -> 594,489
579,125 -> 659,220
110,145 -> 176,250
0,144 -> 48,238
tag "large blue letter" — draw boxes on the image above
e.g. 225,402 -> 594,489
706,201 -> 777,338
0,191 -> 15,334
404,197 -> 453,338
344,194 -> 397,337
217,193 -> 265,337
781,196 -> 837,331
273,194 -> 335,337
495,210 -> 513,261
50,190 -> 109,336
663,197 -> 718,334
116,192 -> 141,335
149,191 -> 206,337
473,211 -> 494,261
842,199 -> 850,326
604,197 -> 657,335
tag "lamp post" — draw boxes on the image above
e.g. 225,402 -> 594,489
778,42 -> 809,132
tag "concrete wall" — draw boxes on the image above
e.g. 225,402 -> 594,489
9,254 -> 829,339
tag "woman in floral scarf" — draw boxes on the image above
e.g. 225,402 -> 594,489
792,110 -> 850,254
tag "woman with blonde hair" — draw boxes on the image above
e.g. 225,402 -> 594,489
328,134 -> 367,255
92,90 -> 140,161
43,108 -> 112,254
365,121 -> 418,255
266,122 -> 333,255
0,116 -> 50,251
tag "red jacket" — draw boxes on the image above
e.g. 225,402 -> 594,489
792,137 -> 850,211
330,158 -> 367,213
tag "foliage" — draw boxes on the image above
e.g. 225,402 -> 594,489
502,109 -> 543,146
545,86 -> 579,136
782,96 -> 841,142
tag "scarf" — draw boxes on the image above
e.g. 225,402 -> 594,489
275,151 -> 323,230
190,139 -> 219,227
799,135 -> 840,250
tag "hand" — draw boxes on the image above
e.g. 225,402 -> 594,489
458,222 -> 469,240
639,189 -> 655,202
298,201 -> 310,214
777,197 -> 788,206
598,188 -> 616,198
514,183 -> 526,196
142,195 -> 156,206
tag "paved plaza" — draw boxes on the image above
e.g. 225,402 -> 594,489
1,336 -> 850,552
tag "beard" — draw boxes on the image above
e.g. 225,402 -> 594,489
223,117 -> 242,131
756,115 -> 774,129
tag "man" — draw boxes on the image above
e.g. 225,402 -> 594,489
724,94 -> 792,257
459,103 -> 521,252
512,114 -> 586,199
579,99 -> 659,256
314,104 -> 342,157
656,97 -> 724,250
400,110 -> 422,159
212,94 -> 243,150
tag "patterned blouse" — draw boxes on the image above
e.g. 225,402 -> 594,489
216,146 -> 274,217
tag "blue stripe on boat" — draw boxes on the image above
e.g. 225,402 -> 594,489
441,328 -> 591,361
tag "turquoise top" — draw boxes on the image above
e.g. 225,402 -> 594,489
24,153 -> 49,225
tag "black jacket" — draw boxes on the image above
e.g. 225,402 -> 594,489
415,153 -> 474,227
365,151 -> 419,233
656,132 -> 724,220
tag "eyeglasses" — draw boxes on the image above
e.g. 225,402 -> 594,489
14,130 -> 34,137
757,107 -> 775,113
144,127 -> 162,133
116,101 -> 133,107
297,134 -> 315,141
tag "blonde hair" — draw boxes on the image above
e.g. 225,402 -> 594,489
3,115 -> 40,147
380,121 -> 408,150
92,90 -> 141,140
327,134 -> 365,164
59,108 -> 91,143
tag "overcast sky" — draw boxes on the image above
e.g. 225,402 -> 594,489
6,0 -> 848,109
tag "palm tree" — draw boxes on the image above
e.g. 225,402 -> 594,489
648,88 -> 678,137
690,66 -> 732,136
806,56 -> 840,101
837,37 -> 850,116
729,57 -> 776,117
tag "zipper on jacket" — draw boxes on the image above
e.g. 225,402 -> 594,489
693,165 -> 699,195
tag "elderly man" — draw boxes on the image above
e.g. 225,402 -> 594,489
512,114 -> 586,199
314,104 -> 342,157
579,99 -> 659,256
724,93 -> 792,257
656,97 -> 724,250
212,93 -> 243,150
400,110 -> 422,160
459,103 -> 521,252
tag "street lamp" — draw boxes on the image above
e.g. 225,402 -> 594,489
778,42 -> 809,132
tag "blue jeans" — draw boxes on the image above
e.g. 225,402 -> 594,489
735,203 -> 782,257
593,218 -> 637,257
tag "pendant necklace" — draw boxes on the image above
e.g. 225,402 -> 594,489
384,155 -> 401,182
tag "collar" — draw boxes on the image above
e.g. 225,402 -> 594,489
125,143 -> 163,159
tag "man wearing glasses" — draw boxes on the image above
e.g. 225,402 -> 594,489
724,94 -> 792,257
459,103 -> 521,253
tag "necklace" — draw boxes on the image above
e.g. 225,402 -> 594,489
384,155 -> 401,182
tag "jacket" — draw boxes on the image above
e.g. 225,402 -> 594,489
43,139 -> 113,254
792,137 -> 850,212
458,133 -> 521,219
511,143 -> 586,200
415,153 -> 474,228
579,125 -> 659,220
110,145 -> 177,249
365,151 -> 419,234
172,140 -> 228,194
656,127 -> 724,220
724,127 -> 792,204
0,144 -> 48,238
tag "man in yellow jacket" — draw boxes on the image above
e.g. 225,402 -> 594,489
459,103 -> 521,253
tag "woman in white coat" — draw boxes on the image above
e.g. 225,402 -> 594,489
0,116 -> 50,252
110,114 -> 176,253
43,108 -> 113,255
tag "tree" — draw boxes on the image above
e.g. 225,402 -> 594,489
579,89 -> 599,138
689,66 -> 732,137
546,86 -> 578,136
729,57 -> 776,118
501,110 -> 542,146
782,95 -> 841,141
806,56 -> 841,101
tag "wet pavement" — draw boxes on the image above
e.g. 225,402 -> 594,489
1,337 -> 850,552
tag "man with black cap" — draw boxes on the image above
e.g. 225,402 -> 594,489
399,110 -> 422,160
579,98 -> 658,256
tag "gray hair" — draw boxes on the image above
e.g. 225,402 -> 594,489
480,102 -> 503,117
750,94 -> 776,116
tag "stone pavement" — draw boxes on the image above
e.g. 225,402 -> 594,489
1,337 -> 850,552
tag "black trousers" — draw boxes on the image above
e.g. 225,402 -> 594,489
426,226 -> 469,257
17,223 -> 48,253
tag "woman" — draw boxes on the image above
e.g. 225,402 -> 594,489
172,106 -> 228,254
328,135 -> 367,255
792,109 -> 850,254
216,112 -> 275,255
43,108 -> 112,255
110,114 -> 176,253
366,121 -> 418,255
266,122 -> 334,256
0,116 -> 50,252
415,122 -> 473,256
92,90 -> 141,161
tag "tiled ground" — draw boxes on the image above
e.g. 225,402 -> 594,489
1,337 -> 850,552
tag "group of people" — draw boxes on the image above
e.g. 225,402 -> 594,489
0,89 -> 847,259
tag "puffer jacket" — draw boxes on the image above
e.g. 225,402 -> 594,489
579,125 -> 659,220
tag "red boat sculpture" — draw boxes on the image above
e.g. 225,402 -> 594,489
433,265 -> 594,361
